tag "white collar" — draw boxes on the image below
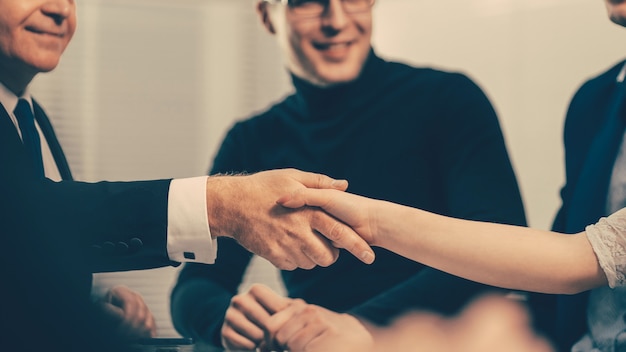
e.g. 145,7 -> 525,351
617,62 -> 626,83
0,81 -> 32,114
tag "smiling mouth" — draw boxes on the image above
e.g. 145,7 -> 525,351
25,26 -> 64,37
313,41 -> 352,51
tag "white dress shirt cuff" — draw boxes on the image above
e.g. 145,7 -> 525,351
167,176 -> 217,264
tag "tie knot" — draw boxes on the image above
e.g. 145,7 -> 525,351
14,98 -> 34,122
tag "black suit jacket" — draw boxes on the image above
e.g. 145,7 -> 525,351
530,60 -> 626,352
0,101 -> 177,351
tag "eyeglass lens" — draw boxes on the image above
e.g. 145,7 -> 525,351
288,0 -> 373,17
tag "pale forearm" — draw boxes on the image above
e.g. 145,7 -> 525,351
279,189 -> 608,293
373,203 -> 607,294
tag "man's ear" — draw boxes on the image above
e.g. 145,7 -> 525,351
257,1 -> 276,34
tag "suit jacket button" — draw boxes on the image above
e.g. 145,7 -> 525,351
116,241 -> 129,253
129,238 -> 143,252
102,241 -> 115,254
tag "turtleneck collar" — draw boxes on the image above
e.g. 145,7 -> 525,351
290,49 -> 386,118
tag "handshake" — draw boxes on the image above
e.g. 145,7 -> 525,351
205,168 -> 376,270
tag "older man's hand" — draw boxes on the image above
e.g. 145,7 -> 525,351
205,169 -> 375,270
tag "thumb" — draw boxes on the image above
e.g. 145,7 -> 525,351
277,188 -> 336,210
290,170 -> 348,191
251,284 -> 292,314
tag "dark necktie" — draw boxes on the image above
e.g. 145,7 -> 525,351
14,99 -> 44,178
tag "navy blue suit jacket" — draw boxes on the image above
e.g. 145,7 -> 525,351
0,101 -> 176,351
530,60 -> 626,352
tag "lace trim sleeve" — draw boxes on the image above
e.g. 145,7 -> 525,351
585,207 -> 626,288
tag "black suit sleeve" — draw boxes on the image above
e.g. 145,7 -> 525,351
2,175 -> 174,272
351,73 -> 527,323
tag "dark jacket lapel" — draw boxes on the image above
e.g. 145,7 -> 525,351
1,101 -> 73,181
0,102 -> 25,150
565,79 -> 626,232
32,100 -> 73,181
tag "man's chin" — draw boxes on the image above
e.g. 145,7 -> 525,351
610,13 -> 626,27
316,69 -> 362,87
28,59 -> 61,74
606,1 -> 626,27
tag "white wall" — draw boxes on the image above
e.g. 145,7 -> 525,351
372,0 -> 626,229
28,0 -> 626,338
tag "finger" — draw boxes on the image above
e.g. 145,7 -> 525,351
221,322 -> 259,351
248,284 -> 291,315
117,316 -> 152,340
100,303 -> 140,340
289,170 -> 348,191
107,286 -> 132,308
285,325 -> 326,352
121,299 -> 141,325
264,299 -> 307,334
286,223 -> 339,268
302,231 -> 340,268
147,314 -> 157,337
292,251 -> 319,271
108,286 -> 141,322
279,228 -> 329,270
273,305 -> 320,348
131,305 -> 156,337
99,301 -> 125,323
311,211 -> 375,265
262,238 -> 318,271
223,306 -> 266,347
111,288 -> 147,328
229,293 -> 274,328
277,188 -> 338,209
264,299 -> 308,349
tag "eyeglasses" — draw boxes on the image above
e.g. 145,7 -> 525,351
264,0 -> 375,18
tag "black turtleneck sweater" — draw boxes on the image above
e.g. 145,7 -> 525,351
171,51 -> 527,345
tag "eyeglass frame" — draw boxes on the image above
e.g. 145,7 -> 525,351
262,0 -> 376,18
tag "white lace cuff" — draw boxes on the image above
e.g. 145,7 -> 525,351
585,207 -> 626,288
